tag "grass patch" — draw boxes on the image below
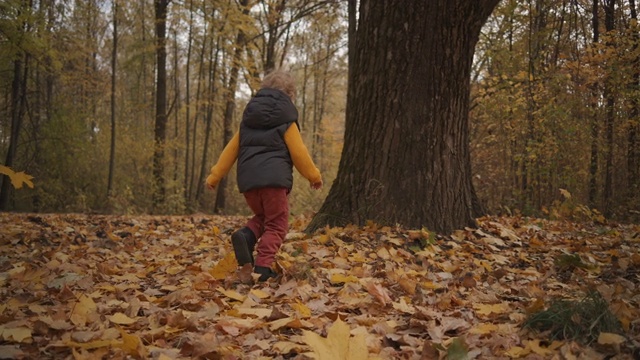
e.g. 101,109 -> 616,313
523,290 -> 623,345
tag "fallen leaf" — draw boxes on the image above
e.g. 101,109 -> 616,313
365,281 -> 392,305
216,287 -> 246,302
70,294 -> 97,326
0,326 -> 32,342
330,273 -> 359,284
468,323 -> 498,335
117,327 -> 148,358
108,312 -> 137,325
303,317 -> 368,360
292,300 -> 312,318
473,303 -> 510,316
210,252 -> 237,280
597,332 -> 626,345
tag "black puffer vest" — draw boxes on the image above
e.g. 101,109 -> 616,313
237,88 -> 298,193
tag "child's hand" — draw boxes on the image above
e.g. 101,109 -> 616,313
206,183 -> 216,191
311,180 -> 323,190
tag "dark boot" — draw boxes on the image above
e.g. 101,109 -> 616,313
231,227 -> 256,266
254,266 -> 277,282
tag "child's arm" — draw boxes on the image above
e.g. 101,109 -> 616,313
206,131 -> 240,188
284,124 -> 323,188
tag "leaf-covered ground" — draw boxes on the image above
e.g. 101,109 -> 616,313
0,213 -> 638,359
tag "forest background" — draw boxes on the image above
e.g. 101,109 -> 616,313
1,0 -> 639,224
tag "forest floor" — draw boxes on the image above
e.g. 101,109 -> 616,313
0,212 -> 638,359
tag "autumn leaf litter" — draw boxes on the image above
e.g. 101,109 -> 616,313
0,213 -> 639,359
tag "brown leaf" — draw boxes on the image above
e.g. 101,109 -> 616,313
365,281 -> 392,306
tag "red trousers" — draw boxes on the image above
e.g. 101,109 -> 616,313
243,187 -> 289,267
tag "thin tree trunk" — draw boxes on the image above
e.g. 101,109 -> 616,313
152,0 -> 169,210
264,0 -> 286,73
196,34 -> 221,203
172,30 -> 181,187
108,0 -> 118,198
603,0 -> 615,217
0,56 -> 27,210
588,0 -> 600,207
184,0 -> 194,206
300,48 -> 309,129
628,0 -> 639,200
0,0 -> 31,210
214,0 -> 250,213
189,23 -> 207,201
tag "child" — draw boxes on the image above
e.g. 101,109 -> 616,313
205,69 -> 323,282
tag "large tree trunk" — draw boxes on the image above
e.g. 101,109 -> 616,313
307,0 -> 498,234
152,0 -> 169,210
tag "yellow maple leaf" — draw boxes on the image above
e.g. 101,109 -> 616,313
504,345 -> 529,358
210,252 -> 237,280
526,339 -> 556,356
117,327 -> 148,358
303,317 -> 369,360
469,323 -> 498,335
216,287 -> 246,302
0,326 -> 32,342
249,289 -> 270,299
330,273 -> 359,284
108,312 -> 137,325
473,303 -> 510,316
0,165 -> 34,189
70,294 -> 98,326
597,332 -> 626,345
292,300 -> 312,318
65,339 -> 119,350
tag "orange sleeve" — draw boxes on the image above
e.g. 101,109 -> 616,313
284,124 -> 322,184
206,132 -> 239,187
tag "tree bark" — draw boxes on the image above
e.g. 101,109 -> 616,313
588,0 -> 600,207
0,0 -> 30,210
108,0 -> 118,198
629,0 -> 640,197
604,0 -> 615,217
153,0 -> 169,210
214,0 -> 250,213
196,33 -> 221,203
0,56 -> 27,211
184,0 -> 194,206
307,0 -> 498,234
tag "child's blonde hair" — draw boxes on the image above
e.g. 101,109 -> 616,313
261,69 -> 296,99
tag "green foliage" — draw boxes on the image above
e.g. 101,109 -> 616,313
524,291 -> 624,345
553,253 -> 592,272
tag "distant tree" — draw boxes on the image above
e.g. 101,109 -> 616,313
214,0 -> 250,213
108,0 -> 118,198
307,0 -> 499,234
0,1 -> 30,210
629,0 -> 640,198
153,0 -> 170,210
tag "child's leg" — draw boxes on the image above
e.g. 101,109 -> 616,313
233,189 -> 264,266
243,189 -> 265,239
253,188 -> 289,268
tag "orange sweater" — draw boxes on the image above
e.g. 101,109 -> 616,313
206,124 -> 321,188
